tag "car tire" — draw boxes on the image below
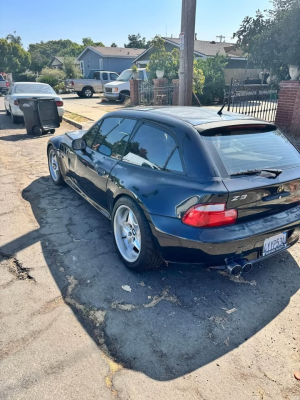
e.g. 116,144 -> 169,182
49,129 -> 55,134
112,196 -> 163,271
76,91 -> 83,97
48,145 -> 65,186
11,110 -> 19,123
119,93 -> 126,103
5,106 -> 10,115
82,87 -> 93,98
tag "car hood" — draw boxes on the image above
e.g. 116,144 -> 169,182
65,130 -> 87,140
104,81 -> 127,88
11,93 -> 61,100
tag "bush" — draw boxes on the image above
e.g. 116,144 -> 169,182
15,71 -> 37,82
146,36 -> 179,80
54,81 -> 66,93
194,54 -> 228,105
37,68 -> 65,88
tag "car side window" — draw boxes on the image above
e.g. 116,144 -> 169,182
102,72 -> 108,80
92,117 -> 137,159
83,121 -> 102,148
110,73 -> 118,80
123,123 -> 183,172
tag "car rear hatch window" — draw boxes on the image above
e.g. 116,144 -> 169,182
200,125 -> 300,222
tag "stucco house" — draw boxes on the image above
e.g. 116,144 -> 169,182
77,46 -> 145,77
133,37 -> 260,83
49,56 -> 79,70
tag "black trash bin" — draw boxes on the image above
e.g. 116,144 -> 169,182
18,98 -> 60,136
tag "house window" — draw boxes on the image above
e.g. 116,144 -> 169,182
99,58 -> 103,70
80,61 -> 84,76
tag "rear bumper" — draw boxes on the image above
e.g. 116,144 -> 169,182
11,105 -> 64,117
149,205 -> 300,265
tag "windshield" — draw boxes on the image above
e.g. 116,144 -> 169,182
15,84 -> 55,94
202,129 -> 300,175
116,70 -> 132,82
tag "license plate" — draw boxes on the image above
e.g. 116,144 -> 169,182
262,232 -> 287,257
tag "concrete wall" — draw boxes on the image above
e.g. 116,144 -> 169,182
78,49 -> 137,76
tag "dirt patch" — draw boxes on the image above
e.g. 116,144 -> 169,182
0,252 -> 35,282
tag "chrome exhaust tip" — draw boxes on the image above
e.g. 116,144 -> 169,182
240,259 -> 253,273
226,261 -> 242,275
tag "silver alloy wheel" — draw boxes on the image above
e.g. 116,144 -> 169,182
84,89 -> 92,97
114,205 -> 141,262
49,149 -> 59,181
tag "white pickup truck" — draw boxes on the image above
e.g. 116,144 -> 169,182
65,70 -> 119,98
104,68 -> 148,103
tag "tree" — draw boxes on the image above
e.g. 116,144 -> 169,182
0,39 -> 31,76
111,42 -> 117,47
6,31 -> 22,46
233,0 -> 300,80
63,57 -> 82,79
82,37 -> 104,47
194,54 -> 227,104
124,33 -> 148,48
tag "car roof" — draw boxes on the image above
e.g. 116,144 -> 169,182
118,106 -> 275,128
14,82 -> 50,86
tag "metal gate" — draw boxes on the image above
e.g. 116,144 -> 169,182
139,81 -> 174,106
226,79 -> 279,122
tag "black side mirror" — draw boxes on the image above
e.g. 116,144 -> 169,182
72,138 -> 86,150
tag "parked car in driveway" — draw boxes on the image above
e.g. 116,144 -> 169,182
104,68 -> 148,103
65,71 -> 119,98
4,82 -> 64,124
0,74 -> 9,95
47,107 -> 300,274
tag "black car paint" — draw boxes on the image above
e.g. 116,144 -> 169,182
48,108 -> 300,267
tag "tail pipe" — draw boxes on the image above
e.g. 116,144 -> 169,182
225,258 -> 253,275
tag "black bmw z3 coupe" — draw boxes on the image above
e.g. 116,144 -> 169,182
47,107 -> 300,274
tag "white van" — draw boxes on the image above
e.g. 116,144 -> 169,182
104,68 -> 148,102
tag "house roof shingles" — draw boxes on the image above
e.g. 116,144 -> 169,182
90,46 -> 145,58
163,37 -> 244,59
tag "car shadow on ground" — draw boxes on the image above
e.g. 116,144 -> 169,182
2,175 -> 300,381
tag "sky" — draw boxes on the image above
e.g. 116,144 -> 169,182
0,0 -> 273,49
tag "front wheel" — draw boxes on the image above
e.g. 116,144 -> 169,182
112,197 -> 163,271
11,111 -> 19,124
48,145 -> 65,186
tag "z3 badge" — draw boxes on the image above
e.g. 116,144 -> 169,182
231,195 -> 248,201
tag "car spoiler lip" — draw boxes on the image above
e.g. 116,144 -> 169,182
196,120 -> 277,133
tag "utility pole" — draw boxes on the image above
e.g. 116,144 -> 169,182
216,35 -> 226,42
179,0 -> 197,106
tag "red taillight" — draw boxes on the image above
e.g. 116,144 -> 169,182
6,81 -> 9,87
182,203 -> 237,228
71,81 -> 74,86
13,100 -> 18,106
56,101 -> 63,107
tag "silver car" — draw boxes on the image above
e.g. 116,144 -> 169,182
4,82 -> 65,123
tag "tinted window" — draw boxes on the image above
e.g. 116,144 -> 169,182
102,73 -> 108,80
83,121 -> 102,148
202,129 -> 300,175
14,84 -> 55,94
110,73 -> 118,80
123,124 -> 182,172
92,118 -> 137,159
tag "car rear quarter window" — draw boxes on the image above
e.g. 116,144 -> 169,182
123,123 -> 183,172
202,129 -> 300,175
102,73 -> 108,80
92,117 -> 137,159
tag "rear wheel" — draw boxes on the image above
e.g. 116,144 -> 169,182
48,145 -> 65,186
11,110 -> 19,123
82,87 -> 93,98
112,197 -> 163,271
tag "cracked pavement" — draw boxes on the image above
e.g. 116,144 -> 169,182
0,97 -> 300,399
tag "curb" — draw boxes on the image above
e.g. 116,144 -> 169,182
62,116 -> 87,130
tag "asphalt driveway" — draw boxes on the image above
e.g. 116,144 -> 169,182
0,96 -> 299,399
